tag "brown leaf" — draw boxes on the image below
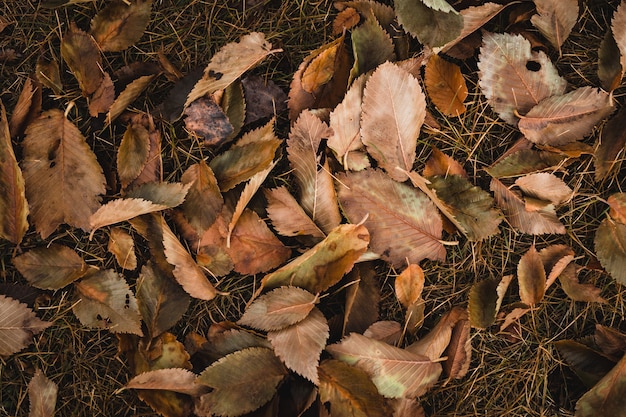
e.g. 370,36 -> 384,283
261,223 -> 370,293
327,333 -> 442,398
108,227 -> 137,270
14,244 -> 88,290
363,321 -> 403,345
539,244 -> 574,288
8,77 -> 42,139
241,75 -> 286,126
343,263 -> 381,335
90,0 -> 152,52
558,263 -> 606,303
468,277 -> 499,329
28,369 -> 58,417
423,146 -> 468,178
35,54 -> 63,95
575,354 -> 626,417
126,368 -> 208,396
406,306 -> 467,362
184,96 -> 233,146
238,286 -> 317,331
486,145 -> 567,178
73,269 -> 143,335
268,307 -> 329,383
555,339 -> 616,389
264,187 -> 325,239
490,177 -> 566,235
530,0 -> 578,51
337,169 -> 445,267
391,397 -> 425,417
612,0 -> 626,79
594,216 -> 626,285
395,0 -> 463,48
106,74 -> 156,125
595,106 -> 626,181
595,325 -> 626,361
117,122 -> 151,189
0,294 -> 52,356
443,317 -> 472,381
395,264 -> 425,308
518,87 -> 613,146
61,22 -> 103,95
515,172 -> 573,205
302,35 -> 345,93
361,62 -> 425,182
598,29 -> 623,92
424,54 -> 468,116
332,7 -> 360,35
22,109 -> 106,239
609,193 -> 626,224
478,32 -> 566,124
88,72 -> 115,116
127,113 -> 162,189
517,245 -> 546,306
0,101 -> 28,244
439,2 -> 506,53
180,161 -> 223,235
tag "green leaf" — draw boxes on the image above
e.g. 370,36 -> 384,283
349,12 -> 395,81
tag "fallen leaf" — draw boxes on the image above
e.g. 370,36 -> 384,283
126,368 -> 208,396
127,114 -> 162,189
515,172 -> 573,205
14,244 -> 88,290
318,359 -> 391,417
264,187 -> 325,239
539,244 -> 574,288
443,317 -> 472,381
519,87 -> 613,146
530,0 -> 578,51
486,145 -> 567,178
558,263 -> 606,303
106,74 -> 156,125
332,7 -> 360,35
423,146 -> 468,179
555,340 -> 616,389
595,325 -> 626,361
28,369 -> 58,417
196,347 -> 287,417
594,216 -> 626,285
8,77 -> 42,139
468,277 -> 499,329
180,161 -> 223,234
391,397 -> 426,417
576,353 -> 626,417
241,75 -> 286,125
91,0 -> 152,52
302,35 -> 345,93
439,2 -> 506,53
361,62 -> 425,182
595,106 -> 626,181
117,122 -> 151,189
395,0 -> 463,47
61,22 -> 103,95
73,269 -> 143,335
337,169 -> 445,267
425,54 -> 468,116
608,194 -> 626,224
35,55 -> 63,95
0,101 -> 28,244
184,96 -> 233,146
478,32 -> 567,124
598,30 -> 623,92
326,332 -> 442,398
349,12 -> 395,81
88,72 -> 115,116
363,321 -> 403,345
261,223 -> 370,293
238,286 -> 317,331
22,109 -> 106,239
200,326 -> 271,363
394,264 -> 425,308
407,306 -> 468,364
108,227 -> 137,270
0,294 -> 52,356
612,1 -> 626,80
343,263 -> 381,335
221,80 -> 245,141
517,245 -> 546,306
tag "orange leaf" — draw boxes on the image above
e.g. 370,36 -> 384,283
90,0 -> 152,52
517,245 -> 546,306
394,264 -> 425,308
425,54 -> 468,116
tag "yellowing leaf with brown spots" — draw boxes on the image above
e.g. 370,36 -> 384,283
425,54 -> 468,116
91,0 -> 152,52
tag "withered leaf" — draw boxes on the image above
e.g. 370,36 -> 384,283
363,321 -> 403,345
556,340 -> 616,389
126,368 -> 207,396
106,74 -> 156,125
22,109 -> 106,239
517,245 -> 546,306
108,227 -> 137,270
468,278 -> 499,329
0,101 -> 28,244
595,325 -> 626,361
443,317 -> 472,381
530,0 -> 578,51
598,30 -> 623,92
0,294 -> 52,356
350,12 -> 395,81
28,369 -> 58,417
35,54 -> 63,95
612,1 -> 626,79
406,306 -> 468,362
14,244 -> 88,290
486,146 -> 566,178
184,96 -> 233,146
344,263 -> 381,335
90,0 -> 152,52
424,54 -> 468,117
197,347 -> 287,417
127,114 -> 162,189
238,286 -> 317,331
594,216 -> 626,285
261,223 -> 370,293
332,7 -> 360,35
9,77 -> 42,139
439,2 -> 506,53
539,244 -> 574,288
302,35 -> 345,93
391,398 -> 426,417
73,269 -> 143,335
180,161 -> 223,234
395,0 -> 463,48
558,263 -> 606,303
241,75 -> 286,126
337,169 -> 445,267
318,359 -> 390,417
117,122 -> 151,189
515,172 -> 572,205
576,354 -> 626,417
264,187 -> 325,239
608,193 -> 626,224
88,72 -> 115,117
327,333 -> 442,398
61,22 -> 102,95
222,80 -> 245,140
595,106 -> 626,181
395,264 -> 425,308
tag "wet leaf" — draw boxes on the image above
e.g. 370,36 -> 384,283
425,54 -> 468,116
117,122 -> 151,189
576,354 -> 626,417
327,333 -> 442,398
530,0 -> 578,51
395,0 -> 463,47
595,106 -> 626,181
261,223 -> 370,293
264,187 -> 325,239
594,216 -> 626,285
197,347 -> 287,417
515,172 -> 572,205
361,62 -> 425,182
22,109 -> 106,239
184,97 -> 233,146
517,245 -> 546,306
478,32 -> 566,124
28,369 -> 58,417
126,368 -> 207,396
337,169 -> 445,267
73,269 -> 143,335
0,294 -> 52,356
61,22 -> 102,95
91,0 -> 152,52
350,12 -> 395,81
14,244 -> 87,290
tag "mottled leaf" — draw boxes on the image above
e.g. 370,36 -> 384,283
395,0 -> 463,47
184,97 -> 233,146
14,244 -> 87,290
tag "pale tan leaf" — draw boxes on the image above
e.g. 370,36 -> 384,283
268,307 -> 329,384
391,397 -> 425,417
490,177 -> 566,235
478,32 -> 567,124
0,101 -> 28,244
180,161 -> 223,235
186,33 -> 281,107
22,109 -> 106,239
609,193 -> 626,224
61,22 -> 102,95
238,286 -> 317,331
539,244 -> 574,288
595,216 -> 626,285
264,187 -> 325,239
126,368 -> 208,396
90,0 -> 152,52
530,0 -> 578,50
117,123 -> 151,189
73,269 -> 143,335
326,333 -> 442,398
261,223 -> 370,293
395,264 -> 425,308
499,305 -> 531,333
14,244 -> 88,290
406,306 -> 467,361
612,0 -> 626,76
558,263 -> 606,303
363,321 -> 403,345
108,227 -> 137,270
439,3 -> 506,53
28,369 -> 58,417
361,62 -> 425,182
106,74 -> 156,125
517,245 -> 546,306
595,107 -> 626,181
519,87 -> 613,146
0,295 -> 52,356
424,54 -> 468,116
337,169 -> 445,267
515,172 -> 573,205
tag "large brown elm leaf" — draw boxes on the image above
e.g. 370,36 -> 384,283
0,295 -> 52,356
13,244 -> 88,290
238,286 -> 318,331
515,172 -> 573,205
337,169 -> 445,267
126,368 -> 207,396
61,22 -> 102,95
530,0 -> 578,52
8,77 -> 42,139
183,96 -> 233,146
22,109 -> 106,239
90,0 -> 152,52
360,62 -> 426,182
478,32 -> 567,124
558,263 -> 606,304
28,368 -> 58,417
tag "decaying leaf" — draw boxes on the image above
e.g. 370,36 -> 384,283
598,30 -> 623,92
0,295 -> 52,356
261,223 -> 369,293
302,35 -> 346,94
361,62 -> 425,182
575,354 -> 626,417
28,369 -> 58,417
264,187 -> 325,239
126,368 -> 207,396
530,0 -> 578,51
183,96 -> 234,146
517,245 -> 546,306
124,113 -> 162,189
407,306 -> 468,363
327,332 -> 442,398
425,54 -> 468,116
91,0 -> 152,52
595,216 -> 626,285
486,142 -> 567,178
337,169 -> 445,267
395,0 -> 464,47
332,7 -> 360,35
22,109 -> 106,239
73,269 -> 143,335
14,244 -> 88,290
196,347 -> 287,417
241,75 -> 286,126
478,32 -> 567,124
61,22 -> 103,95
595,106 -> 626,181
88,72 -> 115,116
608,194 -> 626,224
35,54 -> 63,95
556,339 -> 616,389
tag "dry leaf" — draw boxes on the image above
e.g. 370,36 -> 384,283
468,278 -> 499,329
126,368 -> 207,396
395,0 -> 463,47
515,172 -> 573,205
424,146 -> 468,178
91,0 -> 152,52
14,244 -> 88,290
0,101 -> 28,244
486,145 -> 566,178
349,12 -> 395,81
61,22 -> 102,95
363,321 -> 403,345
184,96 -> 233,146
598,30 -> 623,92
539,244 -> 575,288
343,263 -> 381,335
241,75 -> 286,126
28,369 -> 58,417
594,216 -> 626,285
608,194 -> 626,224
117,122 -> 151,189
238,286 -> 317,331
406,306 -> 468,362
35,55 -> 63,95
88,72 -> 115,116
391,398 -> 426,417
264,187 -> 325,239
595,325 -> 626,361
612,1 -> 626,79
8,77 -> 42,139
530,0 -> 578,51
395,264 -> 425,308
337,169 -> 445,267
558,263 -> 606,303
180,161 -> 223,234
0,294 -> 52,356
332,7 -> 360,35
106,74 -> 156,125
361,62 -> 425,182
517,245 -> 546,306
439,3 -> 506,53
326,333 -> 442,398
261,223 -> 370,293
108,227 -> 137,270
443,317 -> 472,381
302,35 -> 345,93
595,106 -> 626,181
575,354 -> 626,417
556,339 -> 616,389
519,87 -> 613,146
73,269 -> 143,335
22,109 -> 106,239
478,32 -> 567,124
425,54 -> 468,116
